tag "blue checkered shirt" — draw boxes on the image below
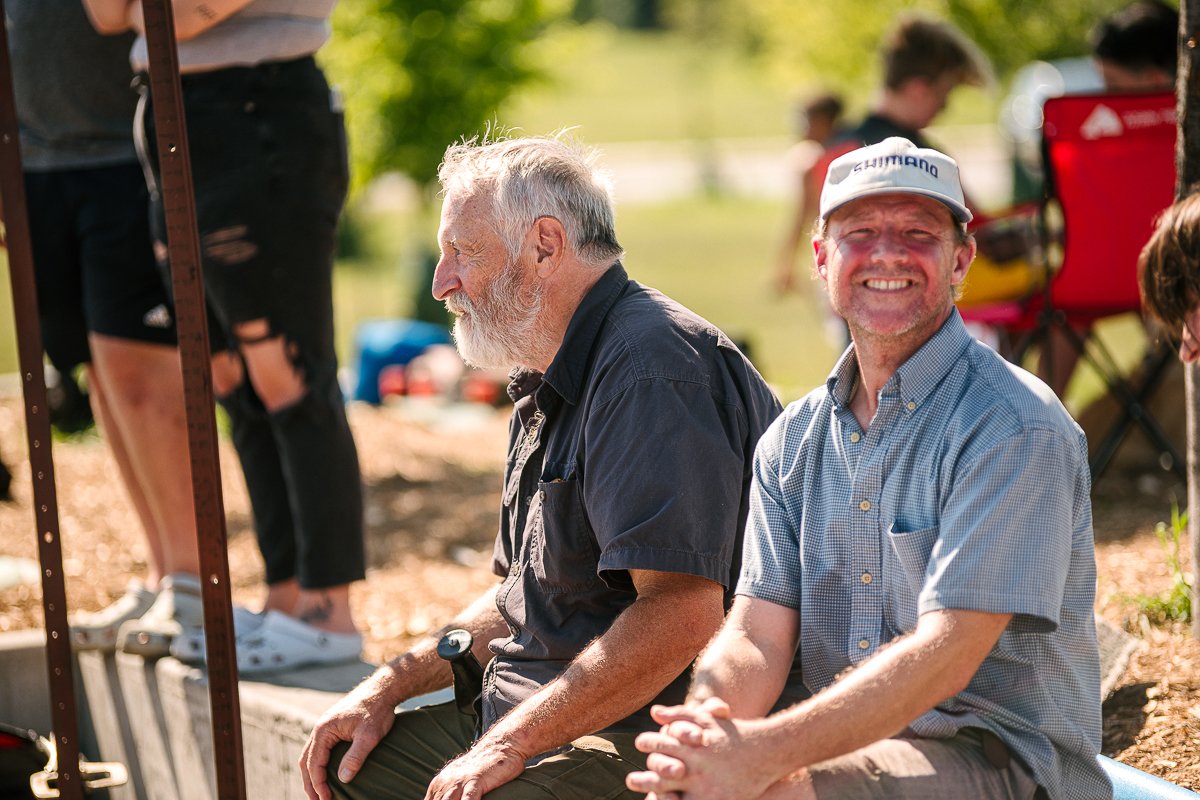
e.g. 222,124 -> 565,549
738,310 -> 1111,800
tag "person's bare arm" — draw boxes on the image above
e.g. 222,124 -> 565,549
686,595 -> 799,718
629,608 -> 1012,800
299,585 -> 507,800
81,0 -> 137,35
773,182 -> 819,293
424,569 -> 726,800
82,0 -> 255,41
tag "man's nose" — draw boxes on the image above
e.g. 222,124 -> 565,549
431,254 -> 460,301
870,229 -> 909,262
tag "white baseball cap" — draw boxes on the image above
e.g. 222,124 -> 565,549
819,137 -> 972,224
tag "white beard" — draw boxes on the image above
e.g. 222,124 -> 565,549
446,259 -> 551,370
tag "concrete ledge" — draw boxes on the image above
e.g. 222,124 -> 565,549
3,629 -> 450,798
78,646 -> 450,800
0,629 -> 98,766
0,629 -> 53,734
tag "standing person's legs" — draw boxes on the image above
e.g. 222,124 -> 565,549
88,335 -> 199,582
25,163 -> 201,651
147,57 -> 364,670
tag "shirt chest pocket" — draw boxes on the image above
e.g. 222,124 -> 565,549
528,478 -> 603,594
883,524 -> 939,635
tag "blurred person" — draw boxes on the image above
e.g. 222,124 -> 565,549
82,0 -> 365,673
773,92 -> 844,294
299,134 -> 782,800
799,93 -> 844,146
627,137 -> 1109,800
772,14 -> 993,298
1092,0 -> 1179,93
771,15 -> 1042,350
6,0 -> 203,652
1138,191 -> 1200,363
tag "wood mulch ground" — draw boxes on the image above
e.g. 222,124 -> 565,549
0,395 -> 1197,789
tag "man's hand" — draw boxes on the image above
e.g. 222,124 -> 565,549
299,677 -> 399,800
626,698 -> 777,800
423,736 -> 529,800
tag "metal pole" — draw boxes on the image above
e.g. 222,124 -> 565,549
0,1 -> 83,795
138,1 -> 246,794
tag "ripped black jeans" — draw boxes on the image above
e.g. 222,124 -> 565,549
139,56 -> 364,589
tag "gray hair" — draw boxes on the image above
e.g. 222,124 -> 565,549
438,134 -> 624,269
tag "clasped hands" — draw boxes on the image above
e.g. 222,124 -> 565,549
625,697 -> 773,800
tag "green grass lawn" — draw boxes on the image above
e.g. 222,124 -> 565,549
0,258 -> 18,377
497,22 -> 998,144
499,25 -> 794,143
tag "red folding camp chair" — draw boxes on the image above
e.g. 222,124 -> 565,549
962,91 -> 1183,480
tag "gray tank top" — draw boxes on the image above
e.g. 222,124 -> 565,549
130,0 -> 336,72
8,0 -> 139,170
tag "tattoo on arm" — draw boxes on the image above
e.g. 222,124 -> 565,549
196,3 -> 217,20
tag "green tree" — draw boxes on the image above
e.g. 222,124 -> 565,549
320,0 -> 568,195
698,0 -> 1165,92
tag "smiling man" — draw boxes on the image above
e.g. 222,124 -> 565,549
299,135 -> 781,800
626,138 -> 1110,800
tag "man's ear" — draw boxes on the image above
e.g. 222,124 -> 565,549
950,235 -> 977,289
812,237 -> 829,280
531,216 -> 566,278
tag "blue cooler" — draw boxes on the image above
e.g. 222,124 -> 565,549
352,319 -> 453,404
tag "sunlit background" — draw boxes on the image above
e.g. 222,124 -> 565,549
0,0 -> 1149,405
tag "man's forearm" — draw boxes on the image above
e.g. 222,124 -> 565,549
485,572 -> 724,760
687,596 -> 799,718
371,585 -> 507,706
82,0 -> 136,34
732,609 -> 1012,785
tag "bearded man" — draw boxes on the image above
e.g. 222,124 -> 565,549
299,134 -> 782,800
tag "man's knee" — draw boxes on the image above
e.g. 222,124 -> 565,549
320,704 -> 473,799
235,320 -> 309,412
325,740 -> 353,799
486,734 -> 647,800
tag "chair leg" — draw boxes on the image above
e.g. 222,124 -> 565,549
1067,326 -> 1185,481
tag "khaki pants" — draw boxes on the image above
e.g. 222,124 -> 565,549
807,729 -> 1042,799
327,702 -> 648,800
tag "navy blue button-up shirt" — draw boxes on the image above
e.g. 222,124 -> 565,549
482,263 -> 782,733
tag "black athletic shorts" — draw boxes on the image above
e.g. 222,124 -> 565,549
24,161 -> 177,370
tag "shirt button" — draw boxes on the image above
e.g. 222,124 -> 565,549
906,401 -> 917,411
849,432 -> 861,443
861,572 -> 873,584
859,499 -> 871,511
858,639 -> 870,650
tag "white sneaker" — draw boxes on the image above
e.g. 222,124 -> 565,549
118,573 -> 204,657
169,605 -> 264,664
70,580 -> 158,652
236,611 -> 362,675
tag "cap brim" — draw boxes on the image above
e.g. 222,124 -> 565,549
823,186 -> 973,224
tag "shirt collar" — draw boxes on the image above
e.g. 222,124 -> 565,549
826,308 -> 973,410
506,263 -> 629,406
